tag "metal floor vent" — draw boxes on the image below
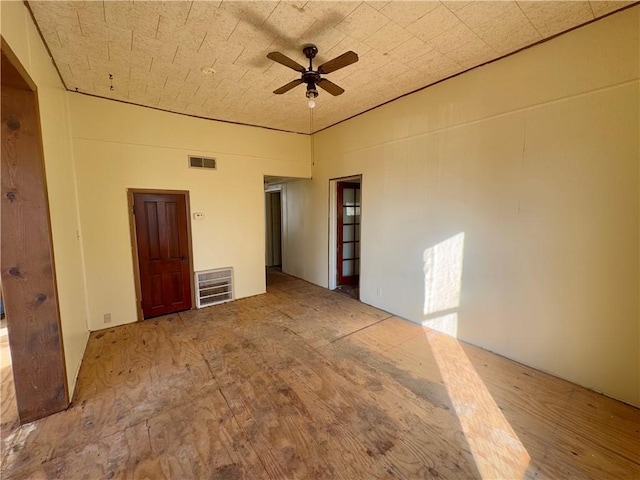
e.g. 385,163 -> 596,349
189,155 -> 216,170
195,268 -> 233,308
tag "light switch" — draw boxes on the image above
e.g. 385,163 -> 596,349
193,212 -> 205,220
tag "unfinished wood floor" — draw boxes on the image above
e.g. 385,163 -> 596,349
1,270 -> 638,479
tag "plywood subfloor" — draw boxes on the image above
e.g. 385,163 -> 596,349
0,317 -> 19,459
1,270 -> 638,479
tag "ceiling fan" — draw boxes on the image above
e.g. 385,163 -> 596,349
267,44 -> 358,108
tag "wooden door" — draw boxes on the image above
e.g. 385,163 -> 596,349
337,182 -> 361,286
133,193 -> 192,318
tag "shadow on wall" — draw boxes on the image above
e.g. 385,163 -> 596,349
421,233 -> 530,478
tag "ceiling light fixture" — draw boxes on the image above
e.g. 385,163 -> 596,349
200,66 -> 216,75
306,84 -> 318,109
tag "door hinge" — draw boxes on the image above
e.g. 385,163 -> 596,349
132,204 -> 135,215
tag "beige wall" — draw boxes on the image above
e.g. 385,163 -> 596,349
1,1 -> 91,397
285,8 -> 640,406
2,0 -> 637,407
68,95 -> 311,331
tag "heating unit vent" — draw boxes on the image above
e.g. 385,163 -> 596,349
189,156 -> 217,170
195,268 -> 233,308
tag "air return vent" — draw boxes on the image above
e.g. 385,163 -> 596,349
189,155 -> 217,170
195,268 -> 233,308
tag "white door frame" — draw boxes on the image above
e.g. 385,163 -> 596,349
328,175 -> 362,290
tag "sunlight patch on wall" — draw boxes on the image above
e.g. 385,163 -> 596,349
423,232 -> 465,336
422,312 -> 458,338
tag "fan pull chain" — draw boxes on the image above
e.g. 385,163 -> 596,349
310,108 -> 315,166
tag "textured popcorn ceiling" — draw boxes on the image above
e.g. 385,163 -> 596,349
29,0 -> 633,134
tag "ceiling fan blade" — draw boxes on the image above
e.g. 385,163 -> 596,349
317,51 -> 359,74
273,79 -> 304,94
267,52 -> 306,73
316,78 -> 345,96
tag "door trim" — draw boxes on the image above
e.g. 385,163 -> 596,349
328,175 -> 362,290
127,189 -> 195,321
1,39 -> 69,423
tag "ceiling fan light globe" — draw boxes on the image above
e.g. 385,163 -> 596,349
308,99 -> 316,109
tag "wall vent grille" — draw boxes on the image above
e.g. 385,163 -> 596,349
195,268 -> 233,308
189,156 -> 217,170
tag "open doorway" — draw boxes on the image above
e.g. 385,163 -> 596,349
329,176 -> 362,300
265,190 -> 282,269
264,176 -> 304,288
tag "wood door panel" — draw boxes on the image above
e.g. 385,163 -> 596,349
169,272 -> 184,305
145,202 -> 161,260
134,193 -> 191,318
166,202 -> 181,259
149,274 -> 164,308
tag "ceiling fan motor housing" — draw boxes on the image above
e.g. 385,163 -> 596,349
303,71 -> 321,96
303,44 -> 318,60
303,44 -> 320,95
306,84 -> 318,99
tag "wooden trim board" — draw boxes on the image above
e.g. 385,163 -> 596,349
1,44 -> 69,423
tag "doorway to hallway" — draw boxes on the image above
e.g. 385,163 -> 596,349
265,190 -> 282,269
330,176 -> 362,300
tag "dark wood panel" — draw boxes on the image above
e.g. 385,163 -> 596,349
150,274 -> 163,308
145,202 -> 160,260
0,48 -> 33,91
166,202 -> 180,259
1,81 -> 69,423
169,272 -> 183,305
134,193 -> 191,318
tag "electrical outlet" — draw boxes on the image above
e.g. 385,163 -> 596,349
104,313 -> 111,323
377,287 -> 382,297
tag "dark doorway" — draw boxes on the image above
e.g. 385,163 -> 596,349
132,191 -> 193,319
265,191 -> 282,268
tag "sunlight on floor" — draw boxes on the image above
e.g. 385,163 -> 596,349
423,232 -> 530,477
425,324 -> 530,478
